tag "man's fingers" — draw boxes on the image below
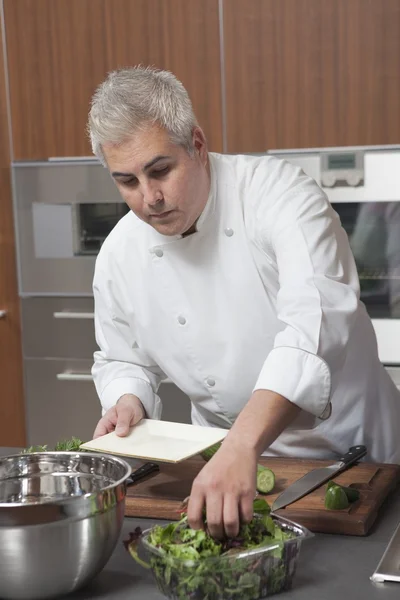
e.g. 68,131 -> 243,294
93,407 -> 118,439
239,492 -> 254,525
187,486 -> 207,531
93,421 -> 107,439
93,397 -> 145,439
115,403 -> 140,436
223,495 -> 240,538
204,494 -> 224,540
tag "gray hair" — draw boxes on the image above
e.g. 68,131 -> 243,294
88,66 -> 198,165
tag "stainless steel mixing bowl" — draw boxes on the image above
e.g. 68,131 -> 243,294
0,451 -> 132,600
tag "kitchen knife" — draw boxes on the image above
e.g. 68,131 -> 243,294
126,462 -> 160,486
271,445 -> 367,512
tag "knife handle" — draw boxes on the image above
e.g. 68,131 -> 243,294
127,462 -> 160,486
339,445 -> 367,467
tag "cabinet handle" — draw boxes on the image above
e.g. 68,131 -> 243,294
53,312 -> 95,319
0,310 -> 6,319
56,372 -> 93,381
56,372 -> 173,384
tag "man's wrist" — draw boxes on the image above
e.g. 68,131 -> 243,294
224,389 -> 301,457
221,434 -> 259,460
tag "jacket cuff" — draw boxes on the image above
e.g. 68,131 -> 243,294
253,347 -> 332,419
100,377 -> 162,419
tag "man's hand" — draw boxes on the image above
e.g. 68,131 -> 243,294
187,440 -> 257,539
93,394 -> 145,439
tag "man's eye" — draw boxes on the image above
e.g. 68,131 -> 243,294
152,166 -> 170,177
121,178 -> 138,187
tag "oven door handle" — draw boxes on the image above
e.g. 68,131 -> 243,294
56,372 -> 93,382
53,312 -> 95,319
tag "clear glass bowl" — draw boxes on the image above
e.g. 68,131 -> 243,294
137,514 -> 313,600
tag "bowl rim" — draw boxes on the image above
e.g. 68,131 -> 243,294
0,451 -> 132,508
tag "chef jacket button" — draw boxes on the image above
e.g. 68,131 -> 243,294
206,378 -> 216,387
177,315 -> 186,325
224,228 -> 234,237
154,248 -> 164,257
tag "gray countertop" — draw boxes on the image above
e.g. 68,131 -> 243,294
2,447 -> 400,599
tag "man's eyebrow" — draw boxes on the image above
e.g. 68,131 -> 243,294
112,171 -> 134,178
143,155 -> 171,170
111,155 -> 171,178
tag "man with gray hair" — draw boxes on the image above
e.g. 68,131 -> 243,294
88,66 -> 400,539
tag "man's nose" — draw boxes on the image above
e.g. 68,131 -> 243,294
142,181 -> 163,207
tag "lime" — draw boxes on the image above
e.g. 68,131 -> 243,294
325,483 -> 350,510
341,486 -> 360,503
327,481 -> 360,503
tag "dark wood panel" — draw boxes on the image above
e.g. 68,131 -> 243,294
4,0 -> 222,159
223,0 -> 400,152
0,21 -> 26,446
125,456 -> 400,536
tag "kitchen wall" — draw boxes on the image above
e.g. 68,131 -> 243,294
1,0 -> 400,444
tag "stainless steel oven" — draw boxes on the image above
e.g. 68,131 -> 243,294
268,145 -> 400,370
12,159 -> 191,446
12,158 -> 126,296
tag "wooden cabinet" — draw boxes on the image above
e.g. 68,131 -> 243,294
223,0 -> 400,152
4,0 -> 400,158
0,22 -> 26,446
4,0 -> 223,159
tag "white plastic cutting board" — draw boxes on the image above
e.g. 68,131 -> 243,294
80,419 -> 228,463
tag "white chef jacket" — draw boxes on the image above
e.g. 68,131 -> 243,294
92,152 -> 400,464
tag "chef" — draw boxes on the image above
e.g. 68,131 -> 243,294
88,66 -> 400,539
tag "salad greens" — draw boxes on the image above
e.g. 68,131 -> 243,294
22,437 -> 84,453
54,437 -> 84,452
22,444 -> 49,453
126,499 -> 300,600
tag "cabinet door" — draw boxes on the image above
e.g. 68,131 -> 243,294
0,19 -> 26,446
4,0 -> 222,159
21,298 -> 96,360
24,358 -> 101,447
223,0 -> 400,152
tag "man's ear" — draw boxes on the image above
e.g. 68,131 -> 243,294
192,126 -> 208,163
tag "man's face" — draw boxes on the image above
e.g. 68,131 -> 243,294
103,124 -> 210,236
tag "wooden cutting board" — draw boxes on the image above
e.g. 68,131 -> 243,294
125,455 -> 400,536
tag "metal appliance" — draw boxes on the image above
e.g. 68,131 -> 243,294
11,158 -> 191,446
268,145 -> 400,379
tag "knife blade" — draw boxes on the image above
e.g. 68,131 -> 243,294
126,461 -> 160,486
271,445 -> 367,512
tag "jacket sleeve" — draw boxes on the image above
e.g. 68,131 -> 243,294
91,257 -> 164,418
251,161 -> 360,420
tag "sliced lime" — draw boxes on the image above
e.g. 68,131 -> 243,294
327,480 -> 360,503
325,484 -> 350,510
